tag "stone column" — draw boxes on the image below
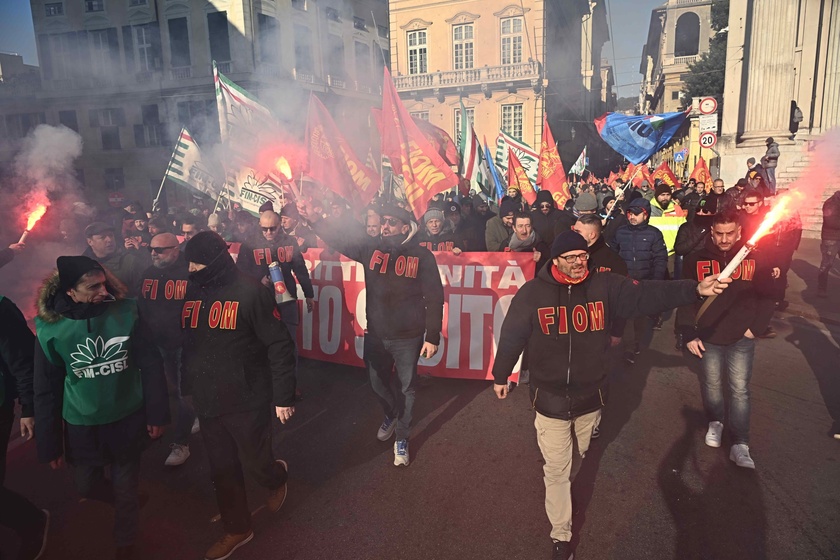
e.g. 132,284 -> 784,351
741,0 -> 799,142
818,0 -> 840,132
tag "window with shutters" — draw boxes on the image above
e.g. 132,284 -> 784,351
85,0 -> 104,13
168,18 -> 191,68
135,24 -> 154,71
257,14 -> 280,65
294,25 -> 313,72
134,104 -> 162,148
454,107 -> 475,145
59,110 -> 78,132
45,3 -> 64,16
129,0 -> 146,6
4,113 -> 46,139
501,104 -> 523,140
501,17 -> 523,65
453,24 -> 474,70
407,30 -> 427,75
328,34 -> 345,78
207,12 -> 231,63
104,168 -> 124,191
89,30 -> 111,76
101,127 -> 121,150
50,33 -> 74,79
355,41 -> 371,82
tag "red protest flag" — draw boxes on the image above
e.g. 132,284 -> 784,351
536,114 -> 572,208
412,118 -> 460,167
306,95 -> 380,208
689,156 -> 711,187
380,68 -> 458,220
620,162 -> 636,183
633,164 -> 652,187
651,161 -> 680,188
508,149 -> 537,205
607,171 -> 618,186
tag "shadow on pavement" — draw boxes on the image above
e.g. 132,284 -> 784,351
658,406 -> 766,560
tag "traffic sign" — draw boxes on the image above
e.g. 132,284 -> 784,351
699,113 -> 718,133
674,149 -> 687,162
108,191 -> 126,208
699,131 -> 717,148
699,97 -> 718,115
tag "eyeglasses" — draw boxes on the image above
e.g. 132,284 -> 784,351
380,217 -> 402,227
539,203 -> 552,208
559,253 -> 590,264
743,201 -> 760,207
150,246 -> 177,254
261,226 -> 279,232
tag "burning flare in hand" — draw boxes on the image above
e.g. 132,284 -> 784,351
20,203 -> 49,243
275,157 -> 292,181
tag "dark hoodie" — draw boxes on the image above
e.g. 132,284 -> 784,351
311,219 -> 444,345
137,253 -> 190,350
33,271 -> 168,465
493,264 -> 700,419
181,251 -> 297,417
0,296 -> 35,415
674,212 -> 714,257
677,237 -> 776,345
530,189 -> 562,244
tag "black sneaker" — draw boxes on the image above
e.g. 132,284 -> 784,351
675,333 -> 685,350
552,540 -> 574,560
758,327 -> 777,339
776,300 -> 789,312
634,343 -> 641,355
652,316 -> 664,330
623,351 -> 635,365
591,425 -> 600,439
18,509 -> 49,560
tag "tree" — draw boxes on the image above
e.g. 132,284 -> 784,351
681,0 -> 729,110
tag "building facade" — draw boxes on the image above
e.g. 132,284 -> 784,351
388,0 -> 613,175
0,0 -> 388,208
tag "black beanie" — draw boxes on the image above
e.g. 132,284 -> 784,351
550,231 -> 589,259
57,256 -> 104,291
500,198 -> 519,218
184,231 -> 229,265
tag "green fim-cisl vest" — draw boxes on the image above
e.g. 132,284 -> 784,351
35,299 -> 144,426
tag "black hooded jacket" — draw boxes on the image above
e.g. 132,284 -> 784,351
677,237 -> 776,345
181,252 -> 297,417
312,219 -> 444,344
137,254 -> 190,350
237,231 -> 315,299
0,296 -> 35,415
493,264 -> 700,420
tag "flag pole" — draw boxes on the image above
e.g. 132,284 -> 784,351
371,11 -> 388,68
153,131 -> 182,212
603,166 -> 642,222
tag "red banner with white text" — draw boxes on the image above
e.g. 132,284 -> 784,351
293,249 -> 536,381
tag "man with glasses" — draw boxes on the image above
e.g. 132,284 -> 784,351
297,200 -> 443,468
138,233 -> 196,467
180,216 -> 202,249
493,230 -> 730,560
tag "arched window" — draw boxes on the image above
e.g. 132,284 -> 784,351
674,12 -> 700,57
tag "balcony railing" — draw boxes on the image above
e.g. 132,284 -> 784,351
171,67 -> 192,79
394,60 -> 541,91
327,75 -> 347,88
672,55 -> 699,65
216,61 -> 232,74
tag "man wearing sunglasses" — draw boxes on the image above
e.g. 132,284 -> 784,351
138,233 -> 196,467
493,230 -> 730,560
297,200 -> 443,468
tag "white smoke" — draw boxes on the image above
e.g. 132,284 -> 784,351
13,124 -> 84,199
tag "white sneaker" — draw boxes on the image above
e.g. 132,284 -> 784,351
191,418 -> 200,434
704,421 -> 723,447
729,444 -> 756,469
376,416 -> 397,441
165,443 -> 190,466
394,439 -> 409,467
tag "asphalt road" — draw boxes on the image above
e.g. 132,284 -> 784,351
2,244 -> 839,560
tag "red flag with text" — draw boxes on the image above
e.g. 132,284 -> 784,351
689,156 -> 711,186
508,149 -> 537,205
651,161 -> 680,188
380,68 -> 458,219
536,115 -> 572,208
306,95 -> 379,208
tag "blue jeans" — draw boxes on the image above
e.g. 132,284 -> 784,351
701,337 -> 755,445
159,346 -> 194,445
364,333 -> 424,441
73,459 -> 141,547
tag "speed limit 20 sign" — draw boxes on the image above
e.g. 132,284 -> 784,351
699,131 -> 717,148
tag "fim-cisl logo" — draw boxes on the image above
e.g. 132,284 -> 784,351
70,336 -> 130,379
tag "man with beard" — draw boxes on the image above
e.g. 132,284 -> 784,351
181,232 -> 296,560
506,212 -> 549,272
650,184 -> 686,217
531,190 -> 562,245
445,202 -> 475,251
82,222 -> 149,296
678,212 -> 779,469
297,201 -> 443,467
493,230 -> 730,560
34,257 -> 168,560
418,206 -> 462,254
138,233 -> 196,467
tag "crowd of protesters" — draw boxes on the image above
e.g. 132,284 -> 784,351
0,150 -> 835,560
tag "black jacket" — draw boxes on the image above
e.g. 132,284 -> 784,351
587,237 -> 628,338
612,222 -> 668,280
551,210 -> 578,240
822,192 -> 840,241
417,230 -> 462,253
181,255 -> 297,417
312,220 -> 444,344
0,247 -> 14,270
674,214 -> 713,257
677,238 -> 776,346
137,255 -> 190,350
237,232 -> 315,299
0,296 -> 35,415
493,265 -> 699,420
33,272 -> 168,465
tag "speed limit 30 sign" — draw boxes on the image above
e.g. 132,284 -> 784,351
699,131 -> 717,148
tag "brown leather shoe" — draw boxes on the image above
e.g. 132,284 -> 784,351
204,531 -> 253,560
267,460 -> 288,513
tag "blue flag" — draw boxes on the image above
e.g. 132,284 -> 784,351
484,142 -> 505,201
595,110 -> 689,165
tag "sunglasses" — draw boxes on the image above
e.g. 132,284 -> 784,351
626,210 -> 645,215
539,203 -> 552,208
743,201 -> 760,207
559,253 -> 590,264
380,217 -> 402,227
261,226 -> 279,232
150,245 -> 177,253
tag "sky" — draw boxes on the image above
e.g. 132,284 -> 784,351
0,0 -> 660,100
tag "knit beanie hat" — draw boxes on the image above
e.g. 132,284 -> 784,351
184,231 -> 229,265
57,256 -> 104,291
499,198 -> 519,218
207,213 -> 222,227
423,207 -> 445,224
574,193 -> 598,212
655,183 -> 672,197
550,231 -> 589,259
280,203 -> 300,218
